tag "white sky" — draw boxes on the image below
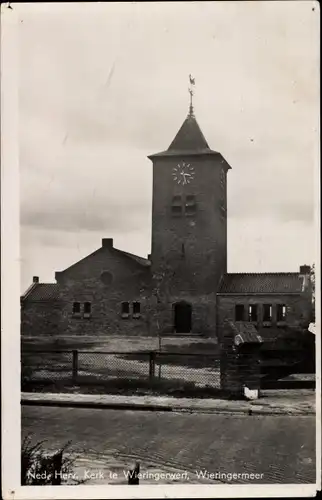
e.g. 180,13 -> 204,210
17,1 -> 319,292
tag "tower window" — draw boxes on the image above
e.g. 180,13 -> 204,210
72,302 -> 81,317
248,305 -> 258,322
83,302 -> 92,318
121,301 -> 130,318
235,304 -> 245,321
171,195 -> 183,216
184,195 -> 197,216
277,304 -> 286,322
263,304 -> 272,323
133,301 -> 141,318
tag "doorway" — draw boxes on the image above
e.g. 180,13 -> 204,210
173,302 -> 192,333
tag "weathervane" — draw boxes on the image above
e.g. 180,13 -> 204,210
188,74 -> 195,116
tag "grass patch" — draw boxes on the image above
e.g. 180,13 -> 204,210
119,342 -> 220,369
22,376 -> 226,399
21,434 -> 77,485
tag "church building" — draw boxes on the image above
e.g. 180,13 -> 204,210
21,96 -> 313,339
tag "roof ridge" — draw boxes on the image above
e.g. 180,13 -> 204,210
21,281 -> 39,301
57,247 -> 104,275
116,248 -> 149,260
114,248 -> 151,267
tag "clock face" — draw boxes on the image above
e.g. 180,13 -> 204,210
172,162 -> 195,185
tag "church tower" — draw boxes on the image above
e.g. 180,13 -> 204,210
148,82 -> 231,334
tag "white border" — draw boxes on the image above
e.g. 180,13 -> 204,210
1,2 -> 321,499
1,484 -> 319,500
1,3 -> 21,498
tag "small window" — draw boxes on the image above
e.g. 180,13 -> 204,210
263,304 -> 272,322
83,302 -> 92,318
184,195 -> 197,216
133,301 -> 141,318
248,304 -> 258,322
121,301 -> 130,318
72,302 -> 81,316
277,304 -> 286,322
235,304 -> 245,321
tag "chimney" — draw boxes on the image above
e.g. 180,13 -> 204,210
102,238 -> 113,248
299,265 -> 311,292
33,276 -> 39,283
299,265 -> 311,275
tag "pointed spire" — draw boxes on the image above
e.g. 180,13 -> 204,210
167,114 -> 210,151
147,75 -> 221,158
165,74 -> 211,151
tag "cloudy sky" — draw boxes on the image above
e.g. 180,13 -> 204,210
17,1 -> 319,292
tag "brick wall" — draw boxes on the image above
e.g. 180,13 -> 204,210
148,293 -> 217,335
21,301 -> 62,336
55,245 -> 152,336
217,294 -> 312,341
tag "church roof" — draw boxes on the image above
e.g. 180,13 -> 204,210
148,113 -> 219,158
168,114 -> 210,151
21,283 -> 59,302
219,273 -> 304,294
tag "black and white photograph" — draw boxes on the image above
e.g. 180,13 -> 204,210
1,1 -> 320,498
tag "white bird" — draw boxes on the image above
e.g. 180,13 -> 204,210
244,386 -> 259,400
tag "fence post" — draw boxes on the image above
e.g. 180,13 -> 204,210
72,350 -> 78,383
149,351 -> 156,381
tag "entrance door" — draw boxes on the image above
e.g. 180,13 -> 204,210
174,302 -> 192,333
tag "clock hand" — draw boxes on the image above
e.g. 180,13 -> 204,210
182,173 -> 189,184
